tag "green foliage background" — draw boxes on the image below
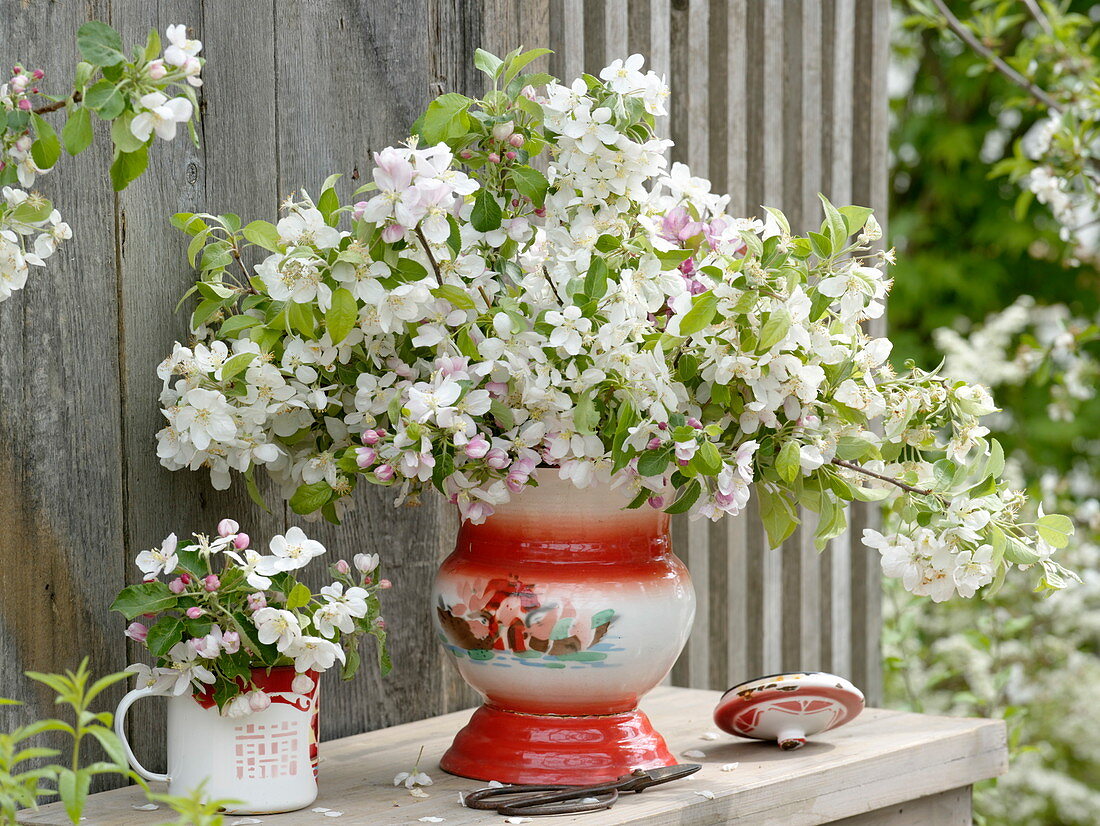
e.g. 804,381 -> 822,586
886,2 -> 1100,823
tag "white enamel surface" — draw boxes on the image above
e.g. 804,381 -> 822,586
118,689 -> 318,815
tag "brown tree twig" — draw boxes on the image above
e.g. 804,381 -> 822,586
830,457 -> 936,497
32,91 -> 80,116
414,224 -> 490,309
930,0 -> 1061,112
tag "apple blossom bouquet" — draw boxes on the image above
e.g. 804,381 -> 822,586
1,21 -> 204,304
110,520 -> 389,715
156,47 -> 1077,603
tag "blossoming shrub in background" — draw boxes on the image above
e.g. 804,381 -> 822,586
156,47 -> 1075,602
111,521 -> 388,714
0,21 -> 203,304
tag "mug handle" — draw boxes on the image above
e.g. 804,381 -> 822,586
114,686 -> 171,783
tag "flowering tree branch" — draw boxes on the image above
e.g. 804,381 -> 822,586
929,0 -> 1061,112
830,458 -> 936,498
31,90 -> 80,115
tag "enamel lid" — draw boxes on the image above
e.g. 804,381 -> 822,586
713,672 -> 865,750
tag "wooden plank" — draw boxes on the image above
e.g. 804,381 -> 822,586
19,687 -> 1006,826
831,787 -> 973,826
0,0 -> 129,786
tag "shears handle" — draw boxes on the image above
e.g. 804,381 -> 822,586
464,783 -> 620,816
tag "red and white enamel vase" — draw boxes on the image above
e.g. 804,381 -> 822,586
114,666 -> 321,814
433,470 -> 697,784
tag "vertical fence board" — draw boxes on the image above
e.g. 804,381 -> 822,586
0,0 -> 129,778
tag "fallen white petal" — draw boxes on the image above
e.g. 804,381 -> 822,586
487,780 -> 505,788
230,820 -> 263,825
457,792 -> 466,807
312,809 -> 331,813
694,790 -> 716,800
578,797 -> 601,804
504,818 -> 532,824
132,804 -> 159,811
410,788 -> 430,799
720,763 -> 740,772
699,732 -> 720,741
418,818 -> 445,823
682,749 -> 706,758
323,813 -> 343,819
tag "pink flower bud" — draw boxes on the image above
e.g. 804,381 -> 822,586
533,207 -> 546,217
464,434 -> 490,459
146,59 -> 167,80
356,446 -> 377,467
217,518 -> 239,537
506,472 -> 528,494
487,152 -> 500,164
647,437 -> 663,450
16,99 -> 30,111
375,617 -> 387,629
125,622 -> 148,642
11,66 -> 21,75
222,631 -> 241,654
186,606 -> 205,619
486,448 -> 509,470
168,577 -> 187,594
247,690 -> 271,712
336,559 -> 351,575
459,149 -> 474,160
687,417 -> 702,429
658,421 -> 669,430
375,428 -> 388,439
509,133 -> 525,148
375,464 -> 395,482
180,573 -> 192,585
291,674 -> 315,693
505,151 -> 517,161
379,579 -> 392,590
648,495 -> 666,509
361,429 -> 380,445
233,533 -> 250,550
351,200 -> 368,221
247,592 -> 267,611
31,69 -> 44,80
203,574 -> 220,592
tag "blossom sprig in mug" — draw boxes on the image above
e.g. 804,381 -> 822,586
111,520 -> 390,715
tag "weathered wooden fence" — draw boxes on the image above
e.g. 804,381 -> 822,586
0,0 -> 888,775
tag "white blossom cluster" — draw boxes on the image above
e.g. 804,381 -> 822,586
158,51 -> 1076,602
0,186 -> 70,303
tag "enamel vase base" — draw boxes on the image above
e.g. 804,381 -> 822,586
440,705 -> 677,784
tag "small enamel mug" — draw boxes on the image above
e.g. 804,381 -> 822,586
114,667 -> 320,814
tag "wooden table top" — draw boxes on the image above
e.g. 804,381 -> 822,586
18,686 -> 1007,826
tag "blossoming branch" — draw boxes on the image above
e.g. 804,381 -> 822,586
111,520 -> 389,714
156,47 -> 1077,602
0,21 -> 204,304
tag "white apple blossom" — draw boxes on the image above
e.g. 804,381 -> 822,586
131,92 -> 194,142
135,532 -> 179,577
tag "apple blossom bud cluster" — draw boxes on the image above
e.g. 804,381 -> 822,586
114,521 -> 389,715
160,48 -> 1076,602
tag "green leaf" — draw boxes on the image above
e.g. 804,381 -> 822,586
242,220 -> 281,252
61,106 -> 93,155
694,440 -> 722,476
77,21 -> 125,66
30,114 -> 61,170
83,79 -> 125,119
583,256 -> 609,301
218,352 -> 256,382
637,444 -> 673,478
341,642 -> 362,681
109,145 -> 149,192
665,479 -> 702,514
286,583 -> 312,610
110,582 -> 177,620
758,486 -> 799,548
757,309 -> 791,352
502,48 -> 553,86
326,287 -> 358,344
145,616 -> 185,657
431,284 -> 476,310
471,188 -> 502,232
290,481 -> 332,514
318,186 -> 340,224
1004,537 -> 1041,565
474,48 -> 504,78
1035,513 -> 1074,550
287,300 -> 316,337
678,291 -> 719,336
573,390 -> 598,435
218,314 -> 262,337
839,205 -> 874,235
57,768 -> 91,824
818,193 -> 848,246
110,111 -> 146,153
509,165 -> 549,207
776,441 -> 801,484
414,92 -> 472,145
